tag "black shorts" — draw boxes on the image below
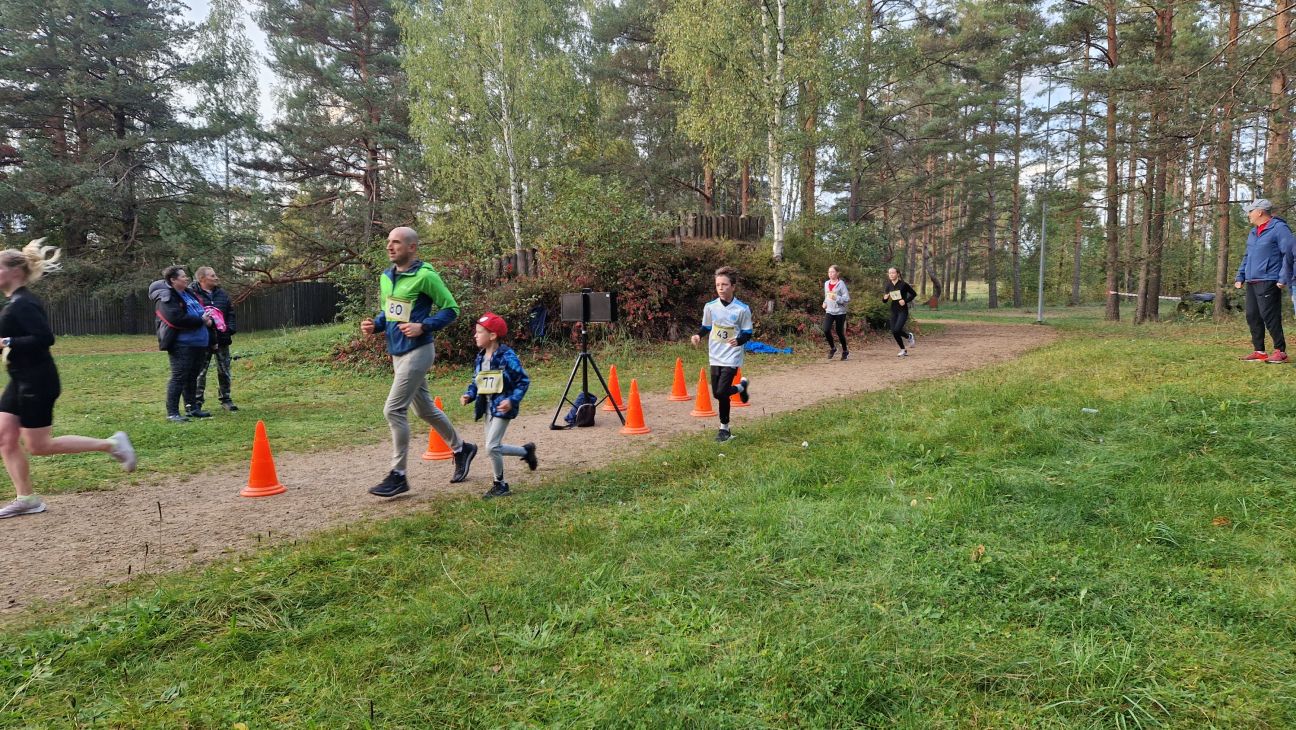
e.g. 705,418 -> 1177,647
0,368 -> 61,429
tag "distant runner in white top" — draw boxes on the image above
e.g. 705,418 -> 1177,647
690,266 -> 753,442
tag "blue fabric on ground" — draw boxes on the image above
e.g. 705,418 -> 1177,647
744,341 -> 793,354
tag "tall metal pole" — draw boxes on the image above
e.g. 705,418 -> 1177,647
1037,79 -> 1054,324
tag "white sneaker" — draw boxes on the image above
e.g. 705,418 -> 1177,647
0,496 -> 46,519
907,332 -> 916,347
109,431 -> 137,473
897,350 -> 908,357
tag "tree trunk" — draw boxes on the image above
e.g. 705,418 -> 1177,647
986,110 -> 999,308
800,79 -> 816,235
1104,0 -> 1121,320
1072,55 -> 1090,307
740,159 -> 751,217
762,0 -> 787,261
1011,71 -> 1024,307
1215,1 -> 1240,320
703,163 -> 715,214
1266,0 -> 1292,201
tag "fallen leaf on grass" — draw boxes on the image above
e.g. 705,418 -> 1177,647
909,499 -> 918,507
970,545 -> 987,562
1211,516 -> 1231,527
490,664 -> 503,674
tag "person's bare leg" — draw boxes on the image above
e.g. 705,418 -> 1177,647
0,413 -> 32,497
21,427 -> 112,457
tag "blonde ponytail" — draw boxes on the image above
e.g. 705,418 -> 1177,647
0,238 -> 62,284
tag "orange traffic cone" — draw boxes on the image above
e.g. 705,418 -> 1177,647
620,379 -> 652,434
602,364 -> 625,412
730,367 -> 749,408
423,396 -> 454,460
690,367 -> 717,417
240,420 -> 286,497
668,357 -> 691,401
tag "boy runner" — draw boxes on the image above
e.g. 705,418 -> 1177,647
691,266 -> 752,442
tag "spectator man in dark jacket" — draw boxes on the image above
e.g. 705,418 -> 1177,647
189,267 -> 239,411
1234,199 -> 1293,363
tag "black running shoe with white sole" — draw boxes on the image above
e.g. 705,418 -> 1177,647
521,442 -> 538,471
716,428 -> 733,443
739,377 -> 750,404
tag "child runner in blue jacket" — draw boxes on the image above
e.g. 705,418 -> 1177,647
461,313 -> 537,498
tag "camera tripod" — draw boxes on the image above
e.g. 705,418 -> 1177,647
549,320 -> 625,429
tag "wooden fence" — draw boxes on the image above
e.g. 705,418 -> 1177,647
671,213 -> 766,241
43,281 -> 343,337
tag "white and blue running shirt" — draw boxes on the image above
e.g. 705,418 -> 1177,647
699,297 -> 754,367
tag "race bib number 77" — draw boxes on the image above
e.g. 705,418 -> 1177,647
475,369 -> 504,395
385,297 -> 413,323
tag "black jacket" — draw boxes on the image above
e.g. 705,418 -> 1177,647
883,279 -> 918,312
188,283 -> 236,345
0,287 -> 56,374
149,280 -> 208,352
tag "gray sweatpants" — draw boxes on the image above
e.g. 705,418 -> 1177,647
485,413 -> 526,482
385,344 -> 462,473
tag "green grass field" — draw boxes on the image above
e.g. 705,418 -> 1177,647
2,311 -> 1295,727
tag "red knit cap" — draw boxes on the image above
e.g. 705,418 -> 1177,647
476,312 -> 507,338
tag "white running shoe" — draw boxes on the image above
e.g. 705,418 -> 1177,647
897,350 -> 908,357
907,332 -> 916,347
109,431 -> 137,473
0,496 -> 46,519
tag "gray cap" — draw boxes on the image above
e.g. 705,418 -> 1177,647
1242,199 -> 1273,213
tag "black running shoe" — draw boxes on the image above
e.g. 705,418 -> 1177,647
369,470 -> 409,497
827,348 -> 836,360
222,402 -> 239,412
841,351 -> 850,361
186,409 -> 212,418
739,377 -> 750,404
450,442 -> 477,483
483,480 -> 511,499
521,442 -> 538,471
716,428 -> 733,443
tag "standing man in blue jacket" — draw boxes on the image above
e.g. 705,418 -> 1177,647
1235,199 -> 1293,363
361,226 -> 476,497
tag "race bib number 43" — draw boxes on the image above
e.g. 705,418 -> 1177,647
385,297 -> 413,323
711,324 -> 737,343
475,369 -> 504,395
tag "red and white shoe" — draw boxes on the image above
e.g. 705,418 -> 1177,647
1242,351 -> 1268,361
1265,350 -> 1289,364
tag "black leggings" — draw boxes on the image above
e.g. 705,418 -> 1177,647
822,313 -> 847,352
889,308 -> 910,348
709,365 -> 739,425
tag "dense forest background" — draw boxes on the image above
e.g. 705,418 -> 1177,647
1,0 -> 1291,332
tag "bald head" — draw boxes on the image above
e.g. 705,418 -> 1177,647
386,226 -> 419,269
388,226 -> 418,245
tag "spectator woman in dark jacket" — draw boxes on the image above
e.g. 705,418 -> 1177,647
148,266 -> 213,422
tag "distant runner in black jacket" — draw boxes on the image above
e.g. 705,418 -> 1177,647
0,240 -> 136,520
882,267 -> 918,357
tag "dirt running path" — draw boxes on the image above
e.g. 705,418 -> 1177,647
1,322 -> 1052,614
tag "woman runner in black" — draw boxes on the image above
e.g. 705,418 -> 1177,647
0,240 -> 136,519
882,267 -> 918,357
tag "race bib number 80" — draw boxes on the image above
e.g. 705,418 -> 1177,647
385,297 -> 413,323
475,369 -> 504,395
